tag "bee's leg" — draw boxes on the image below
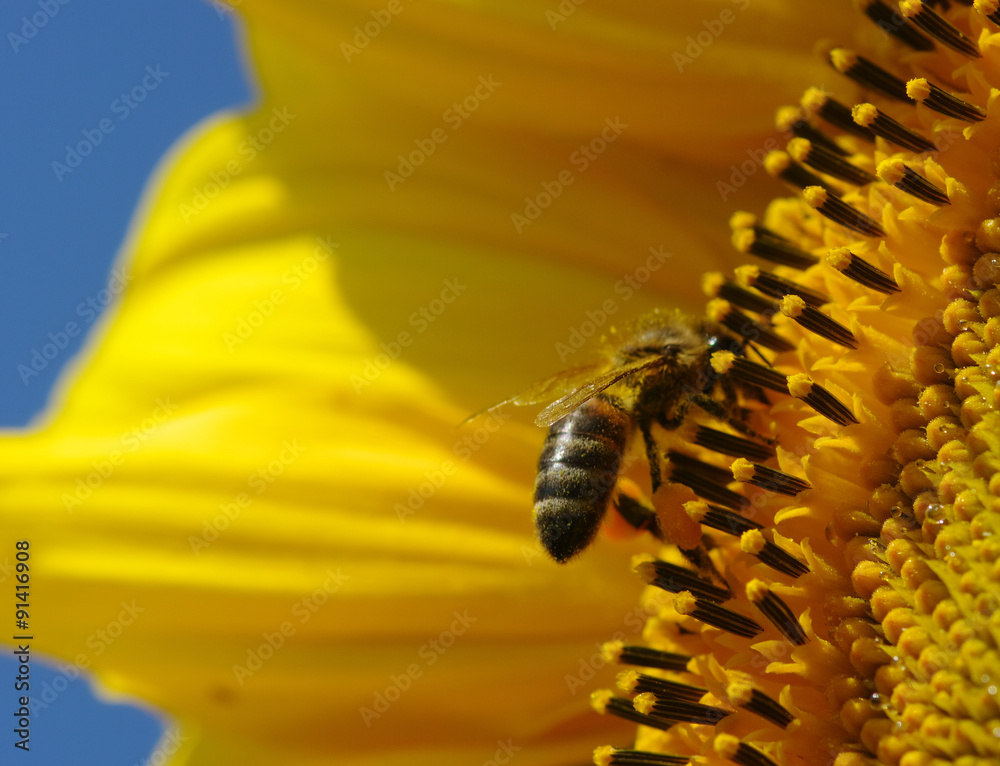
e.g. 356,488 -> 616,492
610,479 -> 663,539
679,540 -> 727,588
720,368 -> 770,407
719,373 -> 739,406
656,398 -> 691,435
716,373 -> 774,431
640,421 -> 663,492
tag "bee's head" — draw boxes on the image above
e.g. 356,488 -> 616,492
616,310 -> 708,363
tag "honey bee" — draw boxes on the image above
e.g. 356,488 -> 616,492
482,309 -> 763,564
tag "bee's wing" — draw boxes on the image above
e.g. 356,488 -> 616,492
460,362 -> 605,426
534,355 -> 669,427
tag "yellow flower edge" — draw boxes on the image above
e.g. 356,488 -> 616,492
0,2 -> 862,765
1,111 -> 653,763
589,5 -> 1000,766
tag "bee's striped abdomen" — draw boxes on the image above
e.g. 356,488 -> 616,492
533,395 -> 630,563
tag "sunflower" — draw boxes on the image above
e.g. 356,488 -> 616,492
1,1 -> 995,765
585,3 -> 1000,766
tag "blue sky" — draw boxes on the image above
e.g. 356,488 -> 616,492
1,1 -> 253,763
